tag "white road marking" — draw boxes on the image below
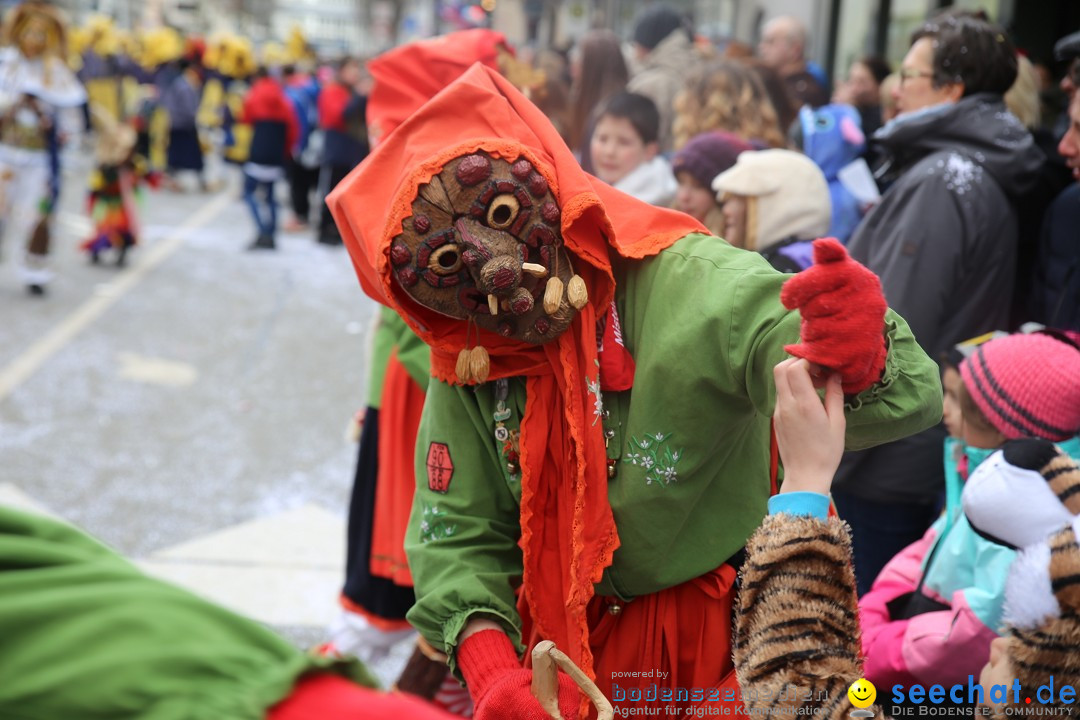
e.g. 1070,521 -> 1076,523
0,193 -> 232,402
116,352 -> 198,387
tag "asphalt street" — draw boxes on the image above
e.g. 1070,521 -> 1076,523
0,151 -> 414,684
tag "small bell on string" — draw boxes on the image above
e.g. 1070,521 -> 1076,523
469,345 -> 490,383
567,274 -> 588,310
543,276 -> 564,315
456,348 -> 473,384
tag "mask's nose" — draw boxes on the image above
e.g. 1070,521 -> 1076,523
455,218 -> 523,297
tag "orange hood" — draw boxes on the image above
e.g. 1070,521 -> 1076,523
366,29 -> 506,146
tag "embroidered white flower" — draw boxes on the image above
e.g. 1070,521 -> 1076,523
624,432 -> 684,488
419,503 -> 457,543
587,377 -> 603,426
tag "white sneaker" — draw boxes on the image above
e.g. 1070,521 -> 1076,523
320,609 -> 416,667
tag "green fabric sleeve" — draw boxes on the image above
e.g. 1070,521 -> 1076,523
0,507 -> 375,720
403,379 -> 525,677
365,306 -> 399,409
393,320 -> 431,392
840,313 -> 944,450
725,254 -> 942,452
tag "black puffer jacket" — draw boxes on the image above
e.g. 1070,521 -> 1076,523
837,93 -> 1044,503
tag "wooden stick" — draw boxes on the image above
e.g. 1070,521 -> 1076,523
530,640 -> 614,720
532,641 -> 563,719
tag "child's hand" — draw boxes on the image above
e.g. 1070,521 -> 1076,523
773,358 -> 846,496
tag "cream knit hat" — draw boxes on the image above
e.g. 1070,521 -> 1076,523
712,149 -> 831,251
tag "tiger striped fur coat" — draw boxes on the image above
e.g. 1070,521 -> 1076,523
736,513 -> 882,720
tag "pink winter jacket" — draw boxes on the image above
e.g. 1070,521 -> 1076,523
858,515 -> 1014,689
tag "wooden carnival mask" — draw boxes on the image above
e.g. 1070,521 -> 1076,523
389,150 -> 587,349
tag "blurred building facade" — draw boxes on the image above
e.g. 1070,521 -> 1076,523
39,0 -> 1078,82
491,0 -> 1077,90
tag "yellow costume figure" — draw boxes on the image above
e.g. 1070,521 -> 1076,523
200,33 -> 255,165
135,27 -> 183,173
79,15 -> 122,126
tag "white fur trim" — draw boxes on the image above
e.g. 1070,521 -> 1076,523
962,451 -> 1074,549
1004,541 -> 1059,629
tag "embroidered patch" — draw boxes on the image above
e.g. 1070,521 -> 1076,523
623,432 -> 683,487
419,502 -> 457,543
426,442 -> 454,493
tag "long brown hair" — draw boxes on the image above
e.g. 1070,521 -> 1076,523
568,29 -> 629,150
739,59 -> 798,138
673,59 -> 785,149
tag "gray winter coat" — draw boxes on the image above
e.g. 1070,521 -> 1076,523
835,93 -> 1044,503
626,30 -> 699,153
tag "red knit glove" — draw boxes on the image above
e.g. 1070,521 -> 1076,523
458,630 -> 581,720
779,238 -> 887,395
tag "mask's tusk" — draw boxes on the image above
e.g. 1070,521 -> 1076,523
488,294 -> 499,316
522,262 -> 548,278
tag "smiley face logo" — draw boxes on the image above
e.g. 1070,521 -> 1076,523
848,678 -> 876,709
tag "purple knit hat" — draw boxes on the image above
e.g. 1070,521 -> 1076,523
671,131 -> 754,189
959,333 -> 1080,441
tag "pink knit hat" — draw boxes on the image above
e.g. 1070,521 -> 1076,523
959,333 -> 1080,441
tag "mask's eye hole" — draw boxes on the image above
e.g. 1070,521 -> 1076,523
487,194 -> 521,230
429,244 -> 463,275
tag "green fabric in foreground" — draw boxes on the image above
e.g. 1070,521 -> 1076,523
0,506 -> 375,720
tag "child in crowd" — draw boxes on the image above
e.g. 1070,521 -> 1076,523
711,148 -> 832,272
670,131 -> 752,237
588,91 -> 676,206
858,331 -> 1080,708
736,358 -> 874,719
82,112 -> 158,267
741,356 -> 1080,719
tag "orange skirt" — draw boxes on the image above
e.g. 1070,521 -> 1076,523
526,564 -> 748,719
368,350 -> 426,586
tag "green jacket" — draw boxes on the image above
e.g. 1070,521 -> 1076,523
404,234 -> 942,669
366,306 -> 430,408
0,507 -> 375,719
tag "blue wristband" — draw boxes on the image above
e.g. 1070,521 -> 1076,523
768,492 -> 830,520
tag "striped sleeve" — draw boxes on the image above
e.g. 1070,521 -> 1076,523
735,514 -> 882,720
